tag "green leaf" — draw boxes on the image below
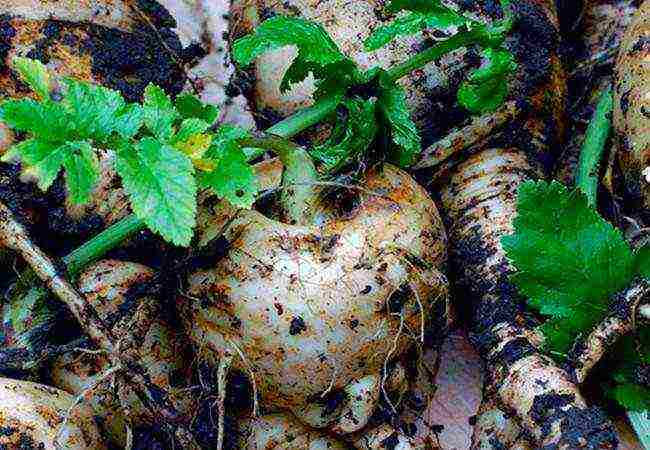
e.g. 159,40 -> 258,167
607,383 -> 650,411
376,79 -> 420,167
365,9 -> 465,51
63,78 -> 127,141
173,118 -> 210,144
502,180 -> 636,354
172,118 -> 213,166
458,48 -> 516,114
0,99 -> 46,132
0,99 -> 69,142
14,139 -> 67,191
635,245 -> 650,279
175,93 -> 219,124
116,138 -> 196,245
4,138 -> 99,201
142,84 -> 179,141
203,125 -> 249,161
199,126 -> 257,208
233,16 -> 356,95
386,0 -> 449,14
61,141 -> 100,205
365,13 -> 429,51
113,104 -> 144,139
310,97 -> 378,171
12,57 -> 50,99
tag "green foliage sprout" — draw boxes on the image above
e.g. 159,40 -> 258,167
232,0 -> 516,169
504,180 -> 650,410
0,57 -> 255,246
503,85 -> 650,411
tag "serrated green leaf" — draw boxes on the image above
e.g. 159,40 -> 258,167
377,79 -> 420,167
502,180 -> 635,354
172,119 -> 213,167
365,0 -> 466,50
458,48 -> 516,114
116,138 -> 196,245
365,13 -> 429,51
199,126 -> 257,208
173,118 -> 210,144
0,99 -> 45,132
233,16 -> 343,67
12,57 -> 50,99
386,0 -> 447,14
203,125 -> 249,161
365,9 -> 465,51
63,78 -> 126,141
175,93 -> 219,124
114,104 -> 144,139
61,141 -> 100,205
311,97 -> 378,171
635,245 -> 650,279
15,139 -> 67,191
142,84 -> 178,141
0,99 -> 69,142
233,16 -> 357,95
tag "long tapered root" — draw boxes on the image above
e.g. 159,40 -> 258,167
565,279 -> 650,384
0,202 -> 200,448
471,397 -> 532,450
436,148 -> 618,448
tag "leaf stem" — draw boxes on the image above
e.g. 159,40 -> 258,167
575,87 -> 613,207
63,214 -> 146,277
239,135 -> 319,225
386,29 -> 486,83
266,95 -> 341,138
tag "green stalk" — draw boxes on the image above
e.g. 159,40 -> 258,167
386,29 -> 488,82
240,135 -> 319,225
266,95 -> 341,138
573,87 -> 650,447
63,214 -> 145,278
575,87 -> 613,208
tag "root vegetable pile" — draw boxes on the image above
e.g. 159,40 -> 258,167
0,0 -> 649,449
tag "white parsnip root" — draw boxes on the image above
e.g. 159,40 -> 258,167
613,0 -> 650,212
564,279 -> 650,384
471,397 -> 531,450
0,377 -> 105,449
50,260 -> 195,447
0,202 -> 200,449
182,161 -> 449,444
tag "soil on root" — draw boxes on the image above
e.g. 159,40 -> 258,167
0,10 -> 186,101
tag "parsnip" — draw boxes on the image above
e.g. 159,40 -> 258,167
0,377 -> 105,449
227,0 -> 615,446
50,259 -> 194,447
556,0 -> 637,187
238,413 -> 349,449
183,162 -> 449,437
0,0 -> 185,102
613,0 -> 650,213
0,0 -> 185,232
